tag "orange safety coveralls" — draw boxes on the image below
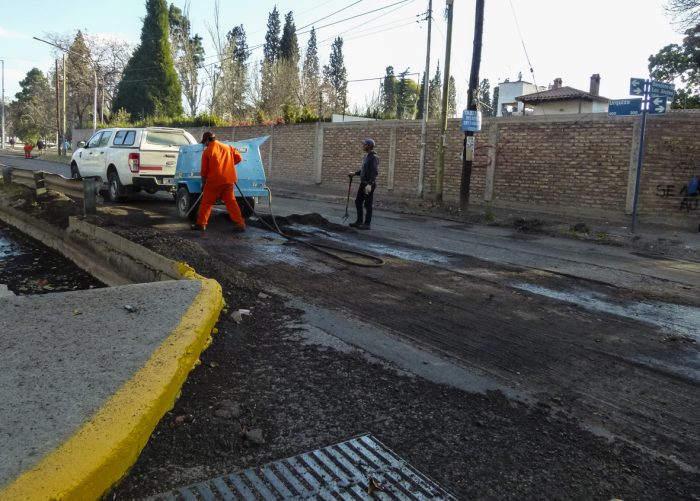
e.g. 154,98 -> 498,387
23,143 -> 33,159
196,140 -> 245,229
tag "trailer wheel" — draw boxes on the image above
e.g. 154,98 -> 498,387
177,186 -> 199,220
238,197 -> 255,219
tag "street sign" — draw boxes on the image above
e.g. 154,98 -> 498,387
648,96 -> 667,114
608,98 -> 642,116
630,78 -> 645,96
461,110 -> 482,132
650,80 -> 675,98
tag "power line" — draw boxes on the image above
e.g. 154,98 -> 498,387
297,0 -> 364,31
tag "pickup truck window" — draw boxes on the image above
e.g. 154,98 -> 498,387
98,131 -> 113,147
145,131 -> 190,146
87,133 -> 102,148
113,130 -> 136,146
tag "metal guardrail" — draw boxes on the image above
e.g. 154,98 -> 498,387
2,167 -> 99,215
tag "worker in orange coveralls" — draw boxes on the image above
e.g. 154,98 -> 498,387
23,142 -> 33,159
192,131 -> 246,232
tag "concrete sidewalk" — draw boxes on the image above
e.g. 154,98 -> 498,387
0,207 -> 223,500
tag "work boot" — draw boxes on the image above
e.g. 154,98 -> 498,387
349,221 -> 362,228
232,225 -> 246,233
190,223 -> 206,231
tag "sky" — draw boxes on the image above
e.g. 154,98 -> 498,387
0,0 -> 685,114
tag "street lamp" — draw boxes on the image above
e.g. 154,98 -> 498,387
33,36 -> 97,134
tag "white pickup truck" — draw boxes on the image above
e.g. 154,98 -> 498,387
70,127 -> 198,202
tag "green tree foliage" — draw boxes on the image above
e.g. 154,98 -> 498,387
221,25 -> 250,120
428,62 -> 442,119
169,3 -> 205,117
396,70 -> 420,119
278,11 -> 300,107
381,66 -> 397,118
448,75 -> 457,117
478,79 -> 491,114
9,68 -> 55,142
300,27 -> 320,114
261,7 -> 282,116
113,0 -> 183,118
491,86 -> 500,117
65,31 -> 96,128
649,24 -> 700,108
322,37 -> 348,115
416,74 -> 426,120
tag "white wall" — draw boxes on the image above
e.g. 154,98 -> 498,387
496,81 -> 544,117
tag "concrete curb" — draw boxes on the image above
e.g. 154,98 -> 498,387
0,278 -> 223,501
0,204 -> 223,500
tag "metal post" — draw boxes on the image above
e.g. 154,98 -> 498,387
630,79 -> 649,234
3,167 -> 12,186
83,178 -> 97,215
55,59 -> 61,155
63,54 -> 66,152
417,0 -> 433,198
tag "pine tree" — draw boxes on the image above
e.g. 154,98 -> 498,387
300,27 -> 320,114
260,7 -> 282,117
113,0 -> 182,118
478,78 -> 491,114
491,86 -> 499,117
223,25 -> 249,120
416,73 -> 426,120
448,75 -> 457,117
322,37 -> 348,115
428,62 -> 442,118
381,66 -> 397,118
396,70 -> 419,119
65,31 -> 95,128
278,11 -> 300,108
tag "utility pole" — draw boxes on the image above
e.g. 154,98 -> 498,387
459,0 -> 485,211
1,59 -> 5,150
417,0 -> 433,198
62,55 -> 66,153
55,59 -> 61,155
435,0 -> 454,202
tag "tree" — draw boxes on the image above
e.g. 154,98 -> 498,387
381,66 -> 397,118
448,75 -> 457,117
649,24 -> 700,108
396,70 -> 420,119
428,62 -> 442,119
65,32 -> 96,128
224,25 -> 250,120
478,79 -> 491,114
278,11 -> 300,108
416,74 -> 426,120
491,86 -> 500,117
113,0 -> 183,118
10,68 -> 55,142
169,2 -> 205,117
260,7 -> 282,117
322,37 -> 348,115
665,0 -> 700,30
300,27 -> 320,114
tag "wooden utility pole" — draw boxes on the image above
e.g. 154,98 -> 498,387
417,0 -> 433,198
435,0 -> 454,202
459,0 -> 485,211
62,55 -> 66,153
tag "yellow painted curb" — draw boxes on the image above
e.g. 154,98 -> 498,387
0,278 -> 223,501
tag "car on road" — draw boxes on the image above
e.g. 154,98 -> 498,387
70,127 -> 197,202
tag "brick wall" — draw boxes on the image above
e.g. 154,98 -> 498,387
73,111 -> 700,228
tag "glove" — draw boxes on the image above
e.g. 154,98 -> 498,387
348,172 -> 355,179
364,184 -> 372,195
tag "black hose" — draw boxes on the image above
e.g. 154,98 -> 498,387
235,183 -> 385,268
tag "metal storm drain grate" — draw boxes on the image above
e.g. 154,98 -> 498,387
148,433 -> 456,500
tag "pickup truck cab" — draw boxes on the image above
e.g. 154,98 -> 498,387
175,136 -> 269,220
70,127 -> 197,202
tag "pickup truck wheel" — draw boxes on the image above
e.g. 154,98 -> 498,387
177,186 -> 199,220
107,172 -> 126,202
238,197 -> 255,219
70,163 -> 82,179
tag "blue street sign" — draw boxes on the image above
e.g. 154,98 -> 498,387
629,78 -> 645,96
648,96 -> 667,114
608,98 -> 642,116
650,80 -> 675,98
461,110 -> 482,132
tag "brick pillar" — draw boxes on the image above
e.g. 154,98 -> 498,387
313,122 -> 324,184
484,122 -> 498,201
387,125 -> 396,191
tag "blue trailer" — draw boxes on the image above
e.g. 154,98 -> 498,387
174,135 -> 269,220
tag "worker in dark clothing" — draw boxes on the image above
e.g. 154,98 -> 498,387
348,138 -> 379,230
